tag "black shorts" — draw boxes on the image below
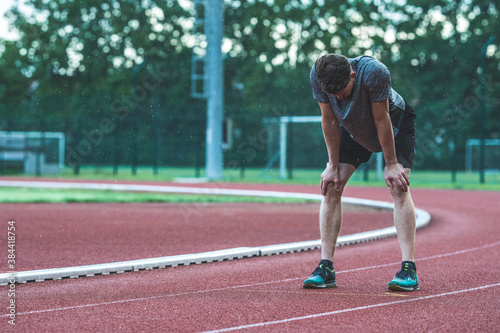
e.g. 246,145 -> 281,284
339,105 -> 416,169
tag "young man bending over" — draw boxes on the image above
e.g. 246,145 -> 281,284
303,54 -> 419,292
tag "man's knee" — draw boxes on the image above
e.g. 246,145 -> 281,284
323,182 -> 346,203
389,186 -> 411,204
322,162 -> 355,203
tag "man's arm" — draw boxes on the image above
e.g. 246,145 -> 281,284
372,99 -> 410,192
319,102 -> 341,195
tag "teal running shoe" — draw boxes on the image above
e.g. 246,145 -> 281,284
388,261 -> 419,291
303,261 -> 337,288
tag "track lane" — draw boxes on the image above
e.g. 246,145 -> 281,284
1,183 -> 499,332
5,238 -> 500,332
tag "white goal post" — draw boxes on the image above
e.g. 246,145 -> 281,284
277,116 -> 383,179
465,139 -> 500,173
279,116 -> 321,178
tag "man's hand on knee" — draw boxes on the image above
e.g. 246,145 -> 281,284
384,163 -> 410,192
321,163 -> 341,195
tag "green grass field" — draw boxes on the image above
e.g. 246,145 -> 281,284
1,166 -> 499,203
56,165 -> 500,188
7,165 -> 499,187
0,187 -> 317,204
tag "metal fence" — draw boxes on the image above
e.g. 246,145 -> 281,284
1,93 -> 498,183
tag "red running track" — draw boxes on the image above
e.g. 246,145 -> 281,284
0,202 -> 391,272
0,180 -> 499,332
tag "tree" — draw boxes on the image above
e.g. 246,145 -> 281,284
1,0 -> 498,170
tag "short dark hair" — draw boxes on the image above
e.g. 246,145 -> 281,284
314,54 -> 351,95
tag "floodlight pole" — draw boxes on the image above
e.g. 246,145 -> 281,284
204,0 -> 224,180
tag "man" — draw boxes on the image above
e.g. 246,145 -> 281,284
303,54 -> 418,292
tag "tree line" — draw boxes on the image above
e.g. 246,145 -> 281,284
0,0 -> 498,170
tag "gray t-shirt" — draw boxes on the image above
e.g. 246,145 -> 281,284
310,55 -> 406,152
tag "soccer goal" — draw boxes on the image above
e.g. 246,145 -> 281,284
0,131 -> 65,174
263,116 -> 384,179
465,139 -> 500,173
278,116 -> 322,178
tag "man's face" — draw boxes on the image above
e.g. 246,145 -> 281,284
331,71 -> 356,100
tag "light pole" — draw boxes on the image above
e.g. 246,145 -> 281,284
204,0 -> 224,180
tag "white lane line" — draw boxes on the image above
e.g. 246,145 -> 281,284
0,179 -> 401,208
416,240 -> 500,261
2,240 -> 499,319
0,277 -> 301,318
201,283 -> 500,333
339,240 -> 500,274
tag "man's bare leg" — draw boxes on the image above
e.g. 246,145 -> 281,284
320,163 -> 357,261
303,163 -> 356,288
388,168 -> 419,291
390,168 -> 416,262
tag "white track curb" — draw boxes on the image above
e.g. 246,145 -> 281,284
0,180 -> 431,284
